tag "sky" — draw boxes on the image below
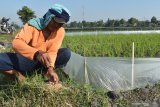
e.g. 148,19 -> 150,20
0,0 -> 160,25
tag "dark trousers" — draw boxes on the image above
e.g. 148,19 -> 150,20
0,48 -> 71,74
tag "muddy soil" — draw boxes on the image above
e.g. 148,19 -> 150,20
108,84 -> 160,107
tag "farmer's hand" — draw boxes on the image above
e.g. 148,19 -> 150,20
46,67 -> 59,83
35,50 -> 51,68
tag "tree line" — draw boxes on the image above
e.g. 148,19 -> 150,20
16,6 -> 160,30
67,17 -> 160,28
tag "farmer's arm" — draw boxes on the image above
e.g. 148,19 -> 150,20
45,28 -> 65,82
46,27 -> 65,68
12,24 -> 38,60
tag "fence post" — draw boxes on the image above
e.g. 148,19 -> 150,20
131,42 -> 135,88
84,57 -> 89,84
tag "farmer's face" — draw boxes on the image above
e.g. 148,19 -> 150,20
47,18 -> 63,32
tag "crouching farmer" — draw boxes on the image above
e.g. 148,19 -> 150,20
0,4 -> 71,86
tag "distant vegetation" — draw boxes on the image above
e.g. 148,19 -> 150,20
65,16 -> 160,32
67,16 -> 160,29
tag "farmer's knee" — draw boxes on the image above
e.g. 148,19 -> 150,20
63,48 -> 71,61
58,48 -> 71,60
55,48 -> 71,68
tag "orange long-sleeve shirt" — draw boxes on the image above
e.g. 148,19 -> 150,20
12,23 -> 65,67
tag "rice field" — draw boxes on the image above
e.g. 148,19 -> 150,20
62,34 -> 160,57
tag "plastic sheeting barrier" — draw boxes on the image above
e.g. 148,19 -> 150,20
64,52 -> 160,91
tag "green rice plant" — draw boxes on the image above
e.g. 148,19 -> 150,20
63,34 -> 160,58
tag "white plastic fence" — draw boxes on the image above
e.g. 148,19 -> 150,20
64,43 -> 160,91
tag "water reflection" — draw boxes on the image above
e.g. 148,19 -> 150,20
66,30 -> 160,36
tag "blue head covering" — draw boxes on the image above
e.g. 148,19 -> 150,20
28,4 -> 71,30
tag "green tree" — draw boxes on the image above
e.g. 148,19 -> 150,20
77,22 -> 83,28
128,17 -> 138,27
119,18 -> 126,27
17,6 -> 36,24
114,20 -> 120,27
151,16 -> 157,27
151,16 -> 157,24
96,20 -> 104,27
69,21 -> 78,27
89,22 -> 97,27
137,21 -> 145,27
144,20 -> 150,27
105,19 -> 115,27
82,20 -> 87,28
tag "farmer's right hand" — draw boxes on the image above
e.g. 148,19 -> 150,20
45,67 -> 59,83
36,50 -> 51,68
